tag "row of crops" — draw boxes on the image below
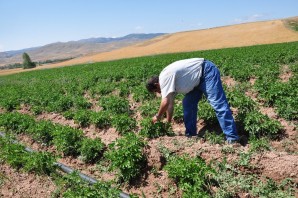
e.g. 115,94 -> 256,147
0,41 -> 297,197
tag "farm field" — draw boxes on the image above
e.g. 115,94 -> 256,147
0,42 -> 298,197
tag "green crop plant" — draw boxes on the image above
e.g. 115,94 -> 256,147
54,172 -> 122,198
62,110 -> 76,120
243,110 -> 283,139
226,87 -> 257,115
237,151 -> 252,168
111,114 -> 137,134
52,125 -> 84,156
0,137 -> 28,169
104,132 -> 147,183
73,109 -> 92,127
205,131 -> 225,145
249,137 -> 271,153
132,84 -> 155,102
138,99 -> 159,117
23,151 -> 56,175
250,178 -> 296,198
90,111 -> 112,128
89,82 -> 115,96
0,112 -> 35,134
79,138 -> 105,163
73,97 -> 92,110
27,120 -> 55,145
139,118 -> 174,138
173,103 -> 184,123
198,100 -> 218,125
164,154 -> 215,198
99,95 -> 130,114
0,136 -> 56,175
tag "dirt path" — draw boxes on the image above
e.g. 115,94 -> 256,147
0,163 -> 56,198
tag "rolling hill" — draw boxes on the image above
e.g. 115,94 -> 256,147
1,16 -> 298,76
0,33 -> 165,67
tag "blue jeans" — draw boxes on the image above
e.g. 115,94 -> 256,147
183,60 -> 239,141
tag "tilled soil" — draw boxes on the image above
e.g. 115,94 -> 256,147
1,119 -> 297,197
0,163 -> 56,198
1,74 -> 297,197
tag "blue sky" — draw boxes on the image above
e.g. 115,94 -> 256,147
0,0 -> 297,52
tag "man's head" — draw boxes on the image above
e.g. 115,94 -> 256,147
146,75 -> 161,93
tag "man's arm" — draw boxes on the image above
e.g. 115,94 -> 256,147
152,92 -> 175,123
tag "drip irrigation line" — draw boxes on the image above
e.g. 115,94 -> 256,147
0,131 -> 130,198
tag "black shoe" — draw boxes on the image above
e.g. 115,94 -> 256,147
238,135 -> 248,146
226,136 -> 248,146
226,139 -> 238,144
185,133 -> 197,138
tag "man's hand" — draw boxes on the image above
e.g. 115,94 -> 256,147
153,93 -> 175,124
152,114 -> 161,124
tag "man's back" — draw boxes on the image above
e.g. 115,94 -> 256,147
159,58 -> 204,98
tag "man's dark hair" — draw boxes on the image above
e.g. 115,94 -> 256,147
146,75 -> 159,92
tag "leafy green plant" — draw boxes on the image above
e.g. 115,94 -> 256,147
23,151 -> 56,175
237,151 -> 252,167
205,131 -> 225,145
56,172 -> 121,198
164,155 -> 215,198
198,100 -> 218,125
27,120 -> 55,145
138,100 -> 159,117
111,114 -> 137,134
139,118 -> 174,138
99,96 -> 130,114
46,95 -> 74,112
173,103 -> 184,123
0,137 -> 56,175
104,132 -> 147,182
243,110 -> 283,139
213,159 -> 255,197
0,96 -> 20,111
79,138 -> 105,163
132,84 -> 154,102
52,125 -> 84,156
0,137 -> 28,169
226,87 -> 256,115
73,97 -> 92,109
90,83 -> 114,96
90,111 -> 112,128
63,110 -> 76,120
251,178 -> 296,198
0,112 -> 35,134
249,137 -> 271,153
31,105 -> 43,115
73,109 -> 92,127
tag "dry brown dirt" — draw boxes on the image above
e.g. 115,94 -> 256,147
1,18 -> 298,76
0,163 -> 56,198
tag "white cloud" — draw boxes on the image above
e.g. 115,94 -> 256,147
187,22 -> 204,30
233,14 -> 266,24
134,26 -> 144,32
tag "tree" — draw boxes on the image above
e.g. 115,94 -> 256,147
22,52 -> 36,69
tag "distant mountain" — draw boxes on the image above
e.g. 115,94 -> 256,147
0,33 -> 166,66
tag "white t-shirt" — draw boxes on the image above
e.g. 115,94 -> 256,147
159,58 -> 204,98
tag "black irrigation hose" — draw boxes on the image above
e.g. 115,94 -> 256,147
0,131 -> 130,198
